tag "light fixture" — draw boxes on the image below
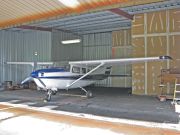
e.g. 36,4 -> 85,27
61,39 -> 81,44
58,0 -> 80,8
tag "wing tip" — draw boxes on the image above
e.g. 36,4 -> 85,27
159,56 -> 173,60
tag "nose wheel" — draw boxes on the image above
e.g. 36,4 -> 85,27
44,89 -> 58,102
44,89 -> 52,102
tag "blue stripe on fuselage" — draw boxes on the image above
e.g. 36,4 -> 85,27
33,75 -> 108,80
31,68 -> 66,78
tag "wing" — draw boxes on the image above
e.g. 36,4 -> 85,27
69,56 -> 172,67
67,56 -> 172,88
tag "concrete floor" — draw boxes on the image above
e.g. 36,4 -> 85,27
0,87 -> 179,124
0,104 -> 180,135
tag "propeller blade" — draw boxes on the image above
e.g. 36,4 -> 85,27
21,77 -> 33,84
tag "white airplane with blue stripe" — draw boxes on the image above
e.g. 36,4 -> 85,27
6,56 -> 172,102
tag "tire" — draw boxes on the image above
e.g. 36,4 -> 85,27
86,91 -> 93,98
44,92 -> 51,102
177,101 -> 180,105
52,91 -> 57,95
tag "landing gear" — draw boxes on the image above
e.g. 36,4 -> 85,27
44,89 -> 52,102
79,87 -> 93,98
44,88 -> 58,102
86,90 -> 93,98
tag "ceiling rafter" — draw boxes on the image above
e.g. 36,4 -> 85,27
109,8 -> 134,20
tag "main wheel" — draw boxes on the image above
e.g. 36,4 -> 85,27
44,94 -> 51,102
86,90 -> 93,98
52,91 -> 57,95
177,101 -> 180,105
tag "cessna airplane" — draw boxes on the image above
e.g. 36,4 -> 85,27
6,56 -> 172,102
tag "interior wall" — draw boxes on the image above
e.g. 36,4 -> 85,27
51,30 -> 82,63
0,30 -> 51,85
132,8 -> 180,95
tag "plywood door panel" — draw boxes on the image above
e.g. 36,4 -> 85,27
147,36 -> 167,95
112,29 -> 132,88
169,8 -> 180,32
147,36 -> 167,56
169,35 -> 180,68
112,29 -> 131,47
132,64 -> 145,95
132,37 -> 145,57
132,37 -> 145,94
147,11 -> 167,34
147,62 -> 167,95
132,14 -> 144,35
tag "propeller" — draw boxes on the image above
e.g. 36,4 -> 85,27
21,76 -> 33,84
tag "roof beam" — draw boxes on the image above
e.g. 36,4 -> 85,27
16,25 -> 52,32
109,8 -> 134,20
16,25 -> 80,36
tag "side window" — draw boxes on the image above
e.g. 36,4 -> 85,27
87,68 -> 91,72
82,68 -> 86,74
72,66 -> 80,73
38,72 -> 44,77
41,73 -> 44,76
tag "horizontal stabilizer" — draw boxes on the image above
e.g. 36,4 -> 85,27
6,62 -> 53,66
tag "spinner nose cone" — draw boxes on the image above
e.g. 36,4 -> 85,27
31,71 -> 38,78
159,56 -> 173,60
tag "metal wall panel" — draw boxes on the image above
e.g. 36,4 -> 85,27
51,30 -> 82,63
0,30 -> 51,85
83,32 -> 112,87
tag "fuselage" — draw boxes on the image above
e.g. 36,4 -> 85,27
30,67 -> 109,90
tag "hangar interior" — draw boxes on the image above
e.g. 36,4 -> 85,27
0,0 -> 180,97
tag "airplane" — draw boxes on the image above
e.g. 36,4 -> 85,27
6,55 -> 172,102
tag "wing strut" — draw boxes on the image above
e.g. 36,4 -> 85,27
66,62 -> 104,88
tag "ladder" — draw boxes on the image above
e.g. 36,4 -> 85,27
173,78 -> 180,104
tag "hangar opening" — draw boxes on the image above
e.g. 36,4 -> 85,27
0,0 -> 180,134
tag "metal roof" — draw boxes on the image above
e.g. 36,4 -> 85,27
0,0 -> 166,29
0,0 -> 131,28
1,0 -> 180,34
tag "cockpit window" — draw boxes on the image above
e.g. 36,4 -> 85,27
72,66 -> 80,73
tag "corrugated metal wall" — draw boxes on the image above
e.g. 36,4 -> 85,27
82,31 -> 132,87
0,29 -> 131,88
51,30 -> 82,64
83,32 -> 112,86
0,30 -> 51,85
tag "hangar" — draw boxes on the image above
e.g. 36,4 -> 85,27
0,0 -> 180,134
